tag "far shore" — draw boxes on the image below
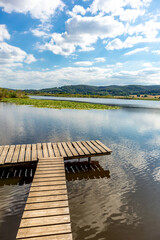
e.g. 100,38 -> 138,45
29,93 -> 160,101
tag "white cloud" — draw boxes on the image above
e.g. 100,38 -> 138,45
94,57 -> 106,62
89,0 -> 151,22
68,5 -> 86,16
0,42 -> 36,66
39,15 -> 124,55
0,24 -> 10,41
1,64 -> 160,89
25,54 -> 37,64
0,0 -> 65,22
152,50 -> 160,55
124,47 -> 149,55
74,61 -> 93,66
106,35 -> 160,50
106,38 -> 124,50
127,20 -> 160,38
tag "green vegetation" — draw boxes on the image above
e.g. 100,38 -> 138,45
0,88 -> 27,99
25,84 -> 160,97
2,98 -> 120,110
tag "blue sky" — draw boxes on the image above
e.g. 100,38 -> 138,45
0,0 -> 160,89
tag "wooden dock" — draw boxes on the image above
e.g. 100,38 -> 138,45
16,157 -> 73,240
0,140 -> 112,167
0,140 -> 112,239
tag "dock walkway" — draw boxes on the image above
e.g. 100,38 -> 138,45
16,157 -> 72,240
0,140 -> 112,239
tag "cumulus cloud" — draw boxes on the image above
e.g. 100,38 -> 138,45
1,64 -> 160,89
0,24 -> 10,41
0,42 -> 36,67
124,47 -> 149,55
89,0 -> 151,22
106,35 -> 160,50
68,5 -> 86,16
0,0 -> 65,22
39,15 -> 124,55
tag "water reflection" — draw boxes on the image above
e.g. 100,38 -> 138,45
0,102 -> 160,239
65,160 -> 110,181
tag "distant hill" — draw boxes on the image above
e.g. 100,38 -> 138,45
25,85 -> 160,96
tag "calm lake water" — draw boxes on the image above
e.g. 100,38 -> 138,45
0,98 -> 160,240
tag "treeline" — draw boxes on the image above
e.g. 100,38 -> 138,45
0,88 -> 27,99
25,84 -> 160,97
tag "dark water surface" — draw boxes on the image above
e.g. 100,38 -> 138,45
0,101 -> 160,240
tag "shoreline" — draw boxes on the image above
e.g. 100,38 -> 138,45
1,98 -> 120,110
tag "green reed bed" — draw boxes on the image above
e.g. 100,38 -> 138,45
2,98 -> 120,110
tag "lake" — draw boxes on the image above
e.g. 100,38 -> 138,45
0,98 -> 160,240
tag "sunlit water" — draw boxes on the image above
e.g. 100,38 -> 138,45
0,100 -> 160,239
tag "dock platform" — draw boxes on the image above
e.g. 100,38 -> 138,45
0,140 -> 112,239
0,140 -> 111,167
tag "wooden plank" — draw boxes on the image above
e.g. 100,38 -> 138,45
0,146 -> 4,157
86,140 -> 101,153
42,143 -> 49,158
36,164 -> 64,169
22,207 -> 69,218
57,143 -> 67,157
5,145 -> 15,163
52,143 -> 61,157
32,144 -> 37,161
66,142 -> 78,156
47,142 -> 54,158
35,170 -> 65,174
33,176 -> 66,182
61,142 -> 73,157
27,194 -> 68,203
25,144 -> 31,162
32,180 -> 66,187
24,200 -> 69,211
96,140 -> 112,153
12,145 -> 21,163
91,140 -> 107,153
28,189 -> 67,197
17,233 -> 73,240
18,144 -> 26,162
72,141 -> 84,156
17,223 -> 72,239
19,214 -> 70,228
36,166 -> 65,171
33,173 -> 65,178
81,141 -> 96,154
0,145 -> 9,164
30,185 -> 66,192
37,143 -> 43,159
76,141 -> 90,155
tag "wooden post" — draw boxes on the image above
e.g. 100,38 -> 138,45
88,157 -> 91,164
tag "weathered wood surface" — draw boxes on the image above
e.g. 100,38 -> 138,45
16,157 -> 73,240
0,140 -> 112,166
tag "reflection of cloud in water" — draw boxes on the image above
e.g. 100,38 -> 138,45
153,167 -> 160,182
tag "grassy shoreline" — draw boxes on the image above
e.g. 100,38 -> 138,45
1,98 -> 120,110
